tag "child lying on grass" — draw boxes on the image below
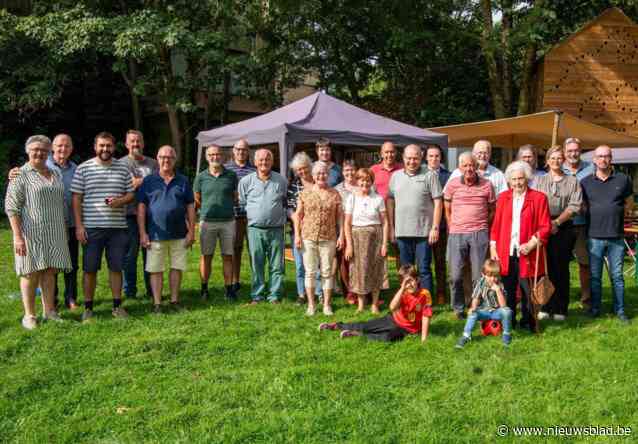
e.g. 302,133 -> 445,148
455,259 -> 512,349
318,265 -> 432,343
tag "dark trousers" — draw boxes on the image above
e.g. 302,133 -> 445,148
337,315 -> 407,342
502,255 -> 535,332
542,223 -> 576,316
432,229 -> 448,298
54,227 -> 79,307
123,216 -> 151,297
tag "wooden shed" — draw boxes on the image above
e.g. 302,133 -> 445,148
534,7 -> 638,137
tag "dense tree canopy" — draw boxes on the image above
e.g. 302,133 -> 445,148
1,0 -> 637,168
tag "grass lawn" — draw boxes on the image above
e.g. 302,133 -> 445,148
0,223 -> 637,443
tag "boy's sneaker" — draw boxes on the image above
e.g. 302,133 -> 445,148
81,310 -> 94,323
21,315 -> 38,330
455,336 -> 471,349
340,330 -> 361,339
318,322 -> 337,331
503,334 -> 512,346
537,311 -> 550,320
112,307 -> 129,319
553,314 -> 566,321
43,310 -> 63,322
323,305 -> 334,316
306,306 -> 316,316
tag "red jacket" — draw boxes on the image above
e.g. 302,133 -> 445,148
490,189 -> 551,278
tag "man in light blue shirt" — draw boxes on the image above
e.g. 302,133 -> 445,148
561,137 -> 594,308
238,149 -> 288,303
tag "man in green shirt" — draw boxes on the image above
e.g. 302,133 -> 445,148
193,145 -> 238,300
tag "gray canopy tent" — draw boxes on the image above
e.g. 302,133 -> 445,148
196,91 -> 448,173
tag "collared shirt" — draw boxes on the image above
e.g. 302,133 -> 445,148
136,173 -> 194,241
450,163 -> 508,195
334,181 -> 357,209
529,169 -> 547,188
119,155 -> 158,216
581,171 -> 633,238
224,160 -> 256,218
533,174 -> 582,218
388,169 -> 442,237
370,162 -> 402,199
443,176 -> 495,234
471,276 -> 506,312
193,167 -> 238,222
561,160 -> 594,225
46,157 -> 77,227
510,192 -> 526,256
239,171 -> 288,228
298,187 -> 342,241
286,177 -> 304,216
345,191 -> 386,226
70,158 -> 134,229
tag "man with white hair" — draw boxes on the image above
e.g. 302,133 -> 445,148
443,152 -> 496,319
580,145 -> 633,323
137,146 -> 195,312
450,140 -> 507,195
561,137 -> 594,308
239,149 -> 288,304
387,144 -> 442,293
194,144 -> 239,301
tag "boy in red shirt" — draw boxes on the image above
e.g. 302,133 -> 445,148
318,265 -> 432,342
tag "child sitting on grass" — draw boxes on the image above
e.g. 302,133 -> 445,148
455,259 -> 512,349
318,265 -> 432,343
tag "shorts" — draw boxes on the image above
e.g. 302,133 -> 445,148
572,225 -> 589,266
146,239 -> 188,272
200,220 -> 235,256
83,228 -> 128,273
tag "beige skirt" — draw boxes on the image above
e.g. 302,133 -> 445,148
349,225 -> 385,295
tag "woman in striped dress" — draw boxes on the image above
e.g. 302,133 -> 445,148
5,135 -> 72,330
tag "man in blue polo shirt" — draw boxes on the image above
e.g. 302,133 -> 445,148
581,145 -> 634,323
137,145 -> 195,313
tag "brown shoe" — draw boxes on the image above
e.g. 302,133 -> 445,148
436,292 -> 446,305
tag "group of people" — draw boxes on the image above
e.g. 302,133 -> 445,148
5,132 -> 634,350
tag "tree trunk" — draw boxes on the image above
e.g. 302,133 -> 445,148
500,0 -> 513,116
166,104 -> 183,166
478,0 -> 506,118
517,43 -> 538,116
129,60 -> 142,130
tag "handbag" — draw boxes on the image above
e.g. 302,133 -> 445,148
530,243 -> 555,306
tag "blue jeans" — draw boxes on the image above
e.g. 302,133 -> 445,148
290,228 -> 321,297
463,308 -> 513,337
397,237 -> 433,293
123,216 -> 150,297
588,237 -> 626,315
247,226 -> 285,302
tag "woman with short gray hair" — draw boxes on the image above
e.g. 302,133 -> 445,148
287,151 -> 320,304
490,161 -> 551,333
5,135 -> 72,330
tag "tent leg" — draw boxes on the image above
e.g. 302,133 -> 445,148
552,112 -> 562,147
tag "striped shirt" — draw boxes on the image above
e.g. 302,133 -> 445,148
71,158 -> 133,228
224,160 -> 256,218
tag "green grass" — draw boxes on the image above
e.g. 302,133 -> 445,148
0,223 -> 637,443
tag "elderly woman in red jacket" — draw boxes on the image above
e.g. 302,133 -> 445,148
490,161 -> 551,332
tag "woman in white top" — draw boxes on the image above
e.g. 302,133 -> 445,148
344,168 -> 389,313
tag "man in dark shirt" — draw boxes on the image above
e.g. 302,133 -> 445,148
581,145 -> 634,323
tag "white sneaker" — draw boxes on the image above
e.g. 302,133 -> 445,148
44,310 -> 63,322
305,306 -> 316,316
537,311 -> 550,320
21,315 -> 38,330
553,314 -> 566,321
323,305 -> 334,316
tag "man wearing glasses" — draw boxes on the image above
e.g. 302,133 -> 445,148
224,139 -> 256,296
137,146 -> 195,313
580,145 -> 634,323
561,137 -> 594,309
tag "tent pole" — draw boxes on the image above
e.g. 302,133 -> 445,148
552,112 -> 562,146
196,144 -> 202,174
